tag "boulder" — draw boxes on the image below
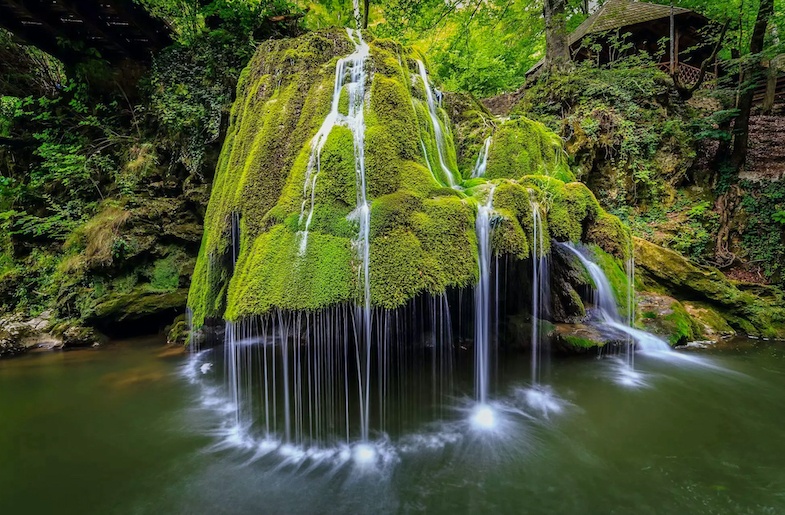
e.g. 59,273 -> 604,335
634,237 -> 785,338
637,293 -> 702,346
682,301 -> 735,341
549,323 -> 624,353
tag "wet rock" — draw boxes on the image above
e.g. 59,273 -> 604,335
0,329 -> 25,358
61,325 -> 106,348
549,245 -> 589,323
634,237 -> 785,338
549,323 -> 624,353
166,314 -> 189,346
0,311 -> 63,357
675,340 -> 716,350
682,301 -> 735,342
637,293 -> 701,346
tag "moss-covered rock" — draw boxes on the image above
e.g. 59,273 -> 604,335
90,287 -> 188,324
484,118 -> 574,182
637,293 -> 702,346
188,30 -> 634,327
550,323 -> 617,353
682,301 -> 736,341
635,237 -> 785,338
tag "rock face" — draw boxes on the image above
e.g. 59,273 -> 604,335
634,237 -> 785,340
0,312 -> 55,357
187,29 -> 633,327
0,311 -> 108,358
0,327 -> 25,357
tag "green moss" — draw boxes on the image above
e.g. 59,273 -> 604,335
683,301 -> 734,339
521,177 -> 600,243
484,118 -> 574,182
188,30 -> 353,325
188,30 -> 634,327
370,192 -> 422,238
149,257 -> 181,292
663,301 -> 699,346
91,288 -> 188,322
586,211 -> 632,260
563,335 -> 602,349
226,226 -> 354,318
635,237 -> 785,339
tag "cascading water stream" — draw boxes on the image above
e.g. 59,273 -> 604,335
530,197 -> 549,385
562,243 -> 671,353
341,27 -> 373,443
416,60 -> 457,187
298,26 -> 370,255
298,51 -> 348,254
474,185 -> 496,406
625,241 -> 636,367
471,137 -> 492,178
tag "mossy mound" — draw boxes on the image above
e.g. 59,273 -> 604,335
188,30 -> 634,326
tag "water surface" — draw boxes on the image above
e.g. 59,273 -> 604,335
2,338 -> 784,514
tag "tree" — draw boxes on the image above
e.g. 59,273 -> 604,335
728,0 -> 775,171
544,0 -> 571,72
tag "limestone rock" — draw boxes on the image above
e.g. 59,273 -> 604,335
637,293 -> 701,346
682,301 -> 735,341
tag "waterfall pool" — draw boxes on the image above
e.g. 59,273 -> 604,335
1,337 -> 784,514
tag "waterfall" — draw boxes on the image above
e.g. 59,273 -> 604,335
295,26 -> 374,442
471,137 -> 492,178
625,242 -> 636,366
336,28 -> 373,442
474,185 -> 495,404
416,60 -> 457,187
562,243 -> 671,353
530,197 -> 549,384
562,243 -> 621,321
298,29 -> 369,255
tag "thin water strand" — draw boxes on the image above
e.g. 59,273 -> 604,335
416,60 -> 456,187
474,185 -> 496,404
471,137 -> 492,178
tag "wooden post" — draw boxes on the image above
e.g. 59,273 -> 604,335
670,0 -> 675,74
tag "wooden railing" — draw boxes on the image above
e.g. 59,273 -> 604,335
658,62 -> 716,89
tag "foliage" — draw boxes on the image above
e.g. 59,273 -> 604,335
137,0 -> 295,44
740,180 -> 785,287
519,57 -> 698,207
146,31 -> 247,177
669,200 -> 720,261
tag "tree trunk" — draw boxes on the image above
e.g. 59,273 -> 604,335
544,0 -> 570,72
729,0 -> 774,171
362,0 -> 369,29
762,57 -> 779,114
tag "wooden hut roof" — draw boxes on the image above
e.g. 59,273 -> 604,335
570,0 -> 693,45
527,0 -> 709,76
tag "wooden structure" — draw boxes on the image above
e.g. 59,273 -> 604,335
0,0 -> 171,65
528,0 -> 716,85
